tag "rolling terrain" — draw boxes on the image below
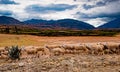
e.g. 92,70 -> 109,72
24,19 -> 95,30
98,18 -> 120,29
0,16 -> 95,30
0,16 -> 22,25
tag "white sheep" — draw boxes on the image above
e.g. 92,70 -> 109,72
46,45 -> 60,49
0,47 -> 5,52
0,54 -> 8,59
43,47 -> 51,56
74,44 -> 89,52
52,48 -> 65,56
26,48 -> 37,55
102,42 -> 120,54
62,44 -> 74,50
85,43 -> 104,55
37,51 -> 43,55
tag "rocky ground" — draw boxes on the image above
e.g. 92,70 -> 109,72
0,54 -> 120,72
0,42 -> 120,72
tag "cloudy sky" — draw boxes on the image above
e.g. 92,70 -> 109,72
0,0 -> 120,27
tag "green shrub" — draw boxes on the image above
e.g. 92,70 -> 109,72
8,46 -> 21,60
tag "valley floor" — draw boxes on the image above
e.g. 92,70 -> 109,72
0,34 -> 120,47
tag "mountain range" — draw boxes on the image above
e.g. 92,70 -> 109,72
0,16 -> 120,30
24,19 -> 94,30
0,16 -> 22,25
98,18 -> 120,29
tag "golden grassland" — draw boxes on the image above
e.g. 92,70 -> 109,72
0,34 -> 45,47
0,34 -> 120,47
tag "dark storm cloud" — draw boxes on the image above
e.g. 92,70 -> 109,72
83,4 -> 95,10
83,1 -> 106,10
0,10 -> 12,16
79,0 -> 120,19
0,0 -> 18,5
25,4 -> 77,13
75,11 -> 120,19
103,0 -> 119,3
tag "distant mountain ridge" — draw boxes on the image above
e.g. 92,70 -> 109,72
98,18 -> 120,29
23,19 -> 49,24
23,19 -> 95,30
0,16 -> 22,24
2,16 -> 120,30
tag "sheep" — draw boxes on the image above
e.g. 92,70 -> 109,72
64,49 -> 70,54
52,48 -> 65,56
0,54 -> 8,59
35,47 -> 44,51
85,43 -> 104,55
93,44 -> 104,55
2,51 -> 8,55
23,46 -> 37,54
0,47 -> 8,56
62,44 -> 89,55
43,47 -> 51,56
0,56 -> 2,59
0,47 -> 5,52
62,44 -> 74,50
73,50 -> 77,54
25,48 -> 37,55
73,44 -> 89,53
24,46 -> 34,49
46,45 -> 60,49
37,51 -> 44,58
102,42 -> 120,54
20,50 -> 28,59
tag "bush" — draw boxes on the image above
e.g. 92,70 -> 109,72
8,46 -> 21,60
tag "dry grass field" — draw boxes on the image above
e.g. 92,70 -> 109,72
0,34 -> 120,47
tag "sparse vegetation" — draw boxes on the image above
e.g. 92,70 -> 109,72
0,25 -> 120,36
8,46 -> 21,60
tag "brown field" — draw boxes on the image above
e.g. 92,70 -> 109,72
0,34 -> 120,47
0,34 -> 120,72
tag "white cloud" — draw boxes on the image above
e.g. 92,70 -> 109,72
85,17 -> 113,27
80,0 -> 120,17
0,0 -> 119,27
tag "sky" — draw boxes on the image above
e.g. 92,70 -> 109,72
0,0 -> 120,27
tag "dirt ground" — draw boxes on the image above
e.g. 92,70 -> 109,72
0,55 -> 120,72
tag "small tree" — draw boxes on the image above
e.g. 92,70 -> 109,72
14,26 -> 18,34
5,27 -> 10,33
8,46 -> 21,60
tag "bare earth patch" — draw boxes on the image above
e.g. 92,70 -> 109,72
0,55 -> 120,72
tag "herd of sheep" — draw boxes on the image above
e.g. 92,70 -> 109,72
0,42 -> 120,59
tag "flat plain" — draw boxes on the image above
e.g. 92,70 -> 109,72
0,34 -> 120,47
